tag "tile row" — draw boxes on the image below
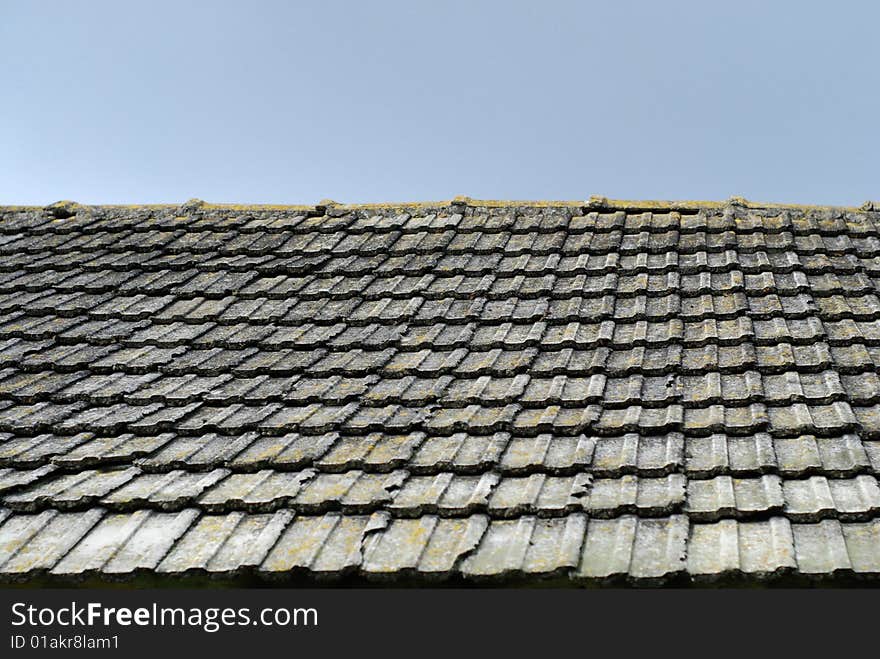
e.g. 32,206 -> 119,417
0,398 -> 878,438
2,431 -> 879,479
7,340 -> 880,380
5,465 -> 880,523
3,248 -> 879,281
6,206 -> 880,238
8,219 -> 880,260
2,508 -> 880,582
3,268 -> 880,302
8,316 -> 880,353
7,290 -> 880,328
6,369 -> 880,410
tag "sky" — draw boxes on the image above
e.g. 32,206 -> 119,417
1,1 -> 877,206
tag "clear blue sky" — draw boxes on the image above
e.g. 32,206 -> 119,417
2,1 -> 877,206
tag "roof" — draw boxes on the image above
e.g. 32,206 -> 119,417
1,196 -> 880,585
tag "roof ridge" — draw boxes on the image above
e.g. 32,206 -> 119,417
0,196 -> 873,213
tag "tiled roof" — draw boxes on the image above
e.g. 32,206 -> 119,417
2,197 -> 880,585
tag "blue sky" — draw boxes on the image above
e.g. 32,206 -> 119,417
1,1 -> 877,206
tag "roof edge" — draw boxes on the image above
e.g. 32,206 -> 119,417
0,197 -> 873,213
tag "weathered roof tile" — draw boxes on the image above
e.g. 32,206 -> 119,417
687,518 -> 796,580
574,515 -> 687,582
461,515 -> 586,578
0,509 -> 104,573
